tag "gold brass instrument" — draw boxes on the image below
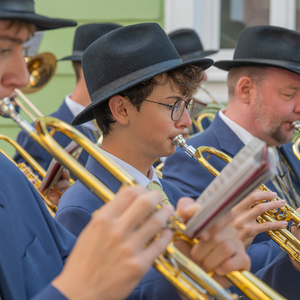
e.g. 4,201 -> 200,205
173,134 -> 300,265
34,116 -> 236,300
190,85 -> 225,135
292,121 -> 300,161
28,116 -> 284,300
21,52 -> 57,95
194,112 -> 215,133
8,52 -> 57,123
0,134 -> 57,217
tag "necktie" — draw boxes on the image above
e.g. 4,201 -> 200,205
146,181 -> 170,205
270,147 -> 300,209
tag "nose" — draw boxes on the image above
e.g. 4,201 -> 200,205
2,52 -> 30,92
175,106 -> 192,128
294,96 -> 300,114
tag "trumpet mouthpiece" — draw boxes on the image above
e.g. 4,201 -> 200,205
173,135 -> 196,158
292,121 -> 300,132
173,135 -> 185,147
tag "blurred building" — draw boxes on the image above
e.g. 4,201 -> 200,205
1,0 -> 298,155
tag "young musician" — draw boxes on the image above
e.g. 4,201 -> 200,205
0,1 -> 178,299
56,22 -> 253,298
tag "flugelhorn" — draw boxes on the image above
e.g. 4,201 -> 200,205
173,134 -> 300,265
30,116 -> 284,300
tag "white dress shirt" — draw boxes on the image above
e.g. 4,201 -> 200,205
100,149 -> 162,188
64,94 -> 97,130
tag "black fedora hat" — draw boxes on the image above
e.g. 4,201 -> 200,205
59,23 -> 122,62
72,23 -> 214,125
0,0 -> 77,31
214,25 -> 300,74
168,28 -> 218,61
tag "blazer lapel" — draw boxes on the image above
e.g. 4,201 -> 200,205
210,113 -> 245,157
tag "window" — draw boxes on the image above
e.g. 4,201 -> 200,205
220,0 -> 270,48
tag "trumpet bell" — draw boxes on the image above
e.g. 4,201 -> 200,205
21,52 -> 57,94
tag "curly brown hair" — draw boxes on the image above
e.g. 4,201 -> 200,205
94,64 -> 204,135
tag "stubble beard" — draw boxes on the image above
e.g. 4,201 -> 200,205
253,94 -> 293,145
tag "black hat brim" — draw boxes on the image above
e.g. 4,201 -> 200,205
181,50 -> 218,61
72,57 -> 213,125
58,55 -> 82,62
0,11 -> 77,31
214,58 -> 300,75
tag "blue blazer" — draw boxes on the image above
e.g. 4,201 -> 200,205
14,100 -> 99,173
56,155 -> 185,300
56,155 -> 185,236
0,153 -> 76,300
163,113 -> 300,297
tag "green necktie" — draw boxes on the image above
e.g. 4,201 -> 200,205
146,181 -> 170,205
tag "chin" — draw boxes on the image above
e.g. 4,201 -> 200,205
163,145 -> 176,158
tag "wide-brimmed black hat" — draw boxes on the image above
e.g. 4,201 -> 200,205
72,23 -> 214,125
214,25 -> 300,74
0,0 -> 77,31
168,28 -> 218,61
59,23 -> 122,62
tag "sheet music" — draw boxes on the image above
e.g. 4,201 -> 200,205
184,137 -> 276,238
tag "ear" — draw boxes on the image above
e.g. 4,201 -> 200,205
108,95 -> 130,126
236,76 -> 255,104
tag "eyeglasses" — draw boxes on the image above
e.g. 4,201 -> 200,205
141,97 -> 195,121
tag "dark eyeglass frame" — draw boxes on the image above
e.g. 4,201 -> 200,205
141,97 -> 195,121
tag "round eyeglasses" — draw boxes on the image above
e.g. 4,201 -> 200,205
141,98 -> 195,121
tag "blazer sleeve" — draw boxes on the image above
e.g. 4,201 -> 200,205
127,267 -> 181,300
254,251 -> 300,300
31,285 -> 68,300
247,239 -> 282,273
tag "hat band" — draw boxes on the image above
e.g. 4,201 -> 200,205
0,1 -> 34,13
90,58 -> 182,101
72,50 -> 84,57
181,50 -> 205,60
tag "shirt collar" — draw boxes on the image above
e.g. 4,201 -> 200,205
219,109 -> 254,145
100,149 -> 162,188
64,95 -> 97,130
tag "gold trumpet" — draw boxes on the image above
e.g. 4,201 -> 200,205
173,134 -> 300,265
30,116 -> 284,300
193,112 -> 215,133
0,134 -> 57,217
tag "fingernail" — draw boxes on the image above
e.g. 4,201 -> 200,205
280,221 -> 288,227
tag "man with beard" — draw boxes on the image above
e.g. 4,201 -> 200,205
163,25 -> 300,299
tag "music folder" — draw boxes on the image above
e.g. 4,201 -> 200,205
184,137 -> 276,239
39,141 -> 82,195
